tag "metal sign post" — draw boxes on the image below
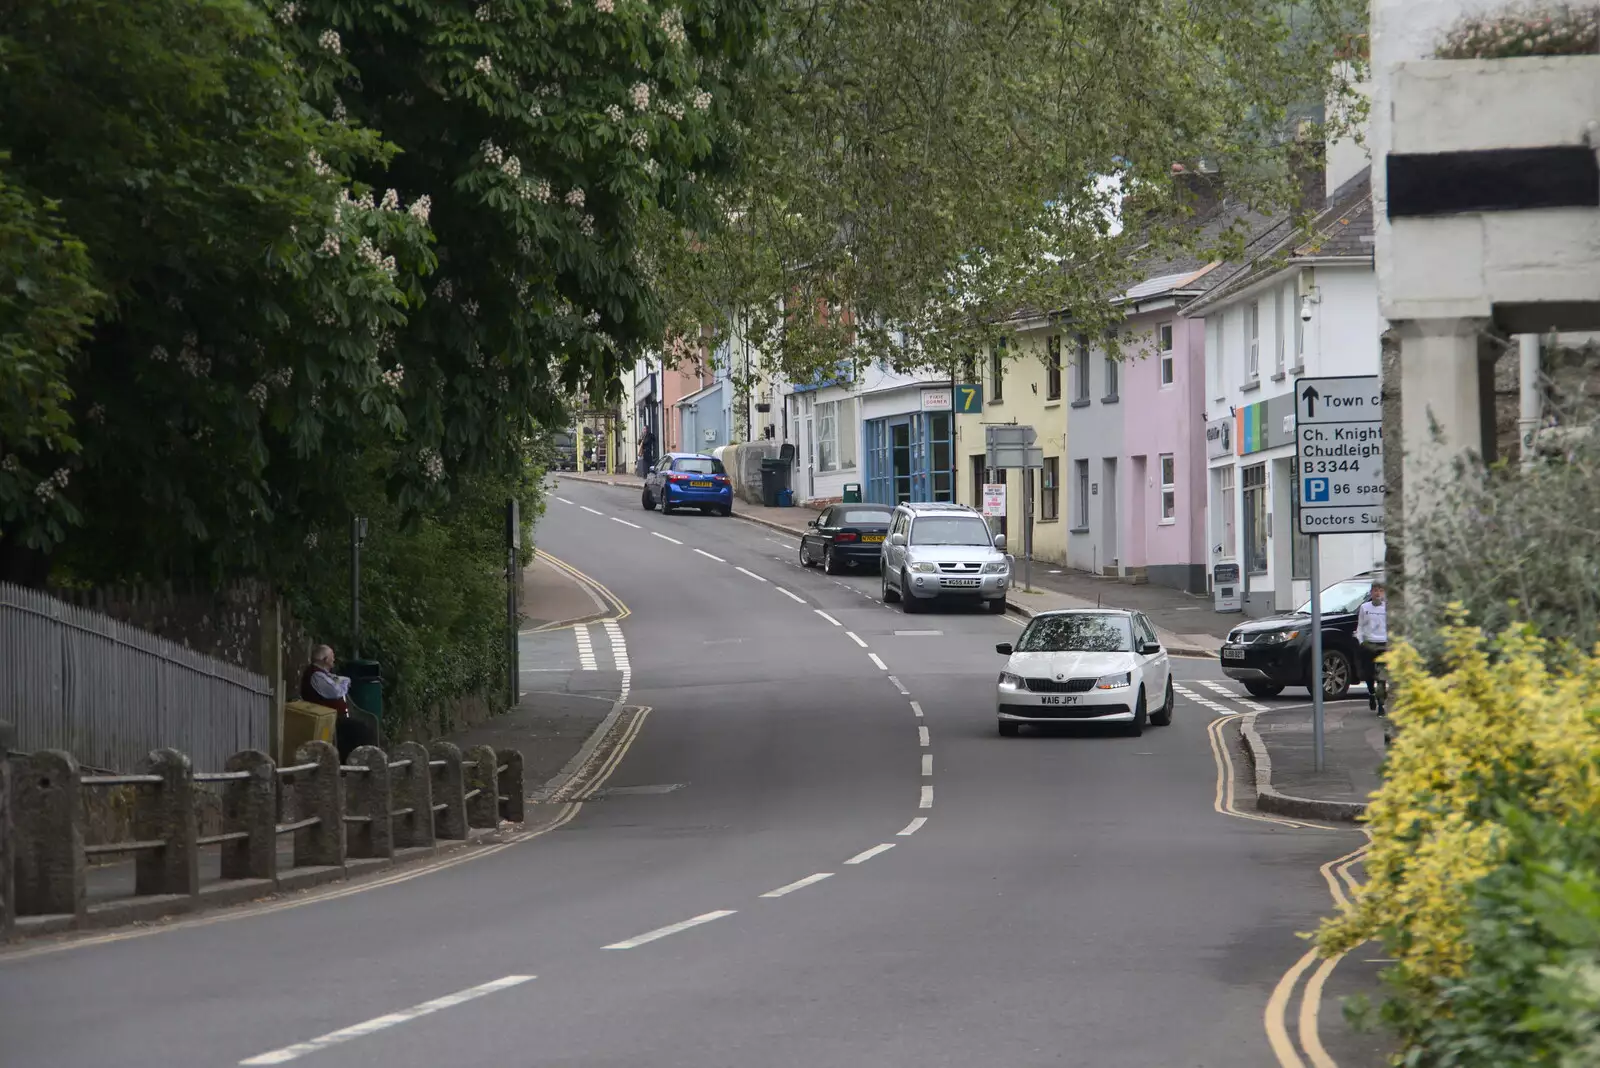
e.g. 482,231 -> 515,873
350,515 -> 368,659
985,426 -> 1042,593
506,499 -> 521,709
1295,373 -> 1385,774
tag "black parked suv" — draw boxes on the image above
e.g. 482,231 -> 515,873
1218,571 -> 1381,699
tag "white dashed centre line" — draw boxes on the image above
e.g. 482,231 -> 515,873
760,873 -> 834,899
581,506 -> 604,516
734,566 -> 768,582
844,843 -> 895,865
921,754 -> 933,776
898,817 -> 927,836
239,975 -> 534,1065
603,910 -> 736,950
693,549 -> 727,563
814,610 -> 842,626
610,517 -> 641,529
868,653 -> 888,671
555,497 -> 575,505
917,726 -> 929,746
888,675 -> 910,694
919,785 -> 933,808
776,587 -> 807,604
844,631 -> 868,648
651,531 -> 683,545
909,701 -> 924,717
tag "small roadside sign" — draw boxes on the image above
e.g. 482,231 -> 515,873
981,483 -> 1007,517
955,383 -> 983,413
1295,374 -> 1384,535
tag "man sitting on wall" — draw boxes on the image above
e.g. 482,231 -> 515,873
300,644 -> 377,760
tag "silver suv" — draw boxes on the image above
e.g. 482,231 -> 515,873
880,502 -> 1010,614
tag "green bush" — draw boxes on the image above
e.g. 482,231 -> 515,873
281,444 -> 545,736
1380,807 -> 1600,1067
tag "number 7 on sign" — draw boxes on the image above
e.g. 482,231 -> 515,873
956,384 -> 983,412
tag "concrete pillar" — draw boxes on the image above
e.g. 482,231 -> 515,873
10,749 -> 84,917
220,750 -> 277,882
1395,317 -> 1499,581
290,740 -> 345,869
343,745 -> 393,860
496,748 -> 526,824
389,741 -> 435,850
134,748 -> 199,898
428,742 -> 468,841
464,745 -> 500,830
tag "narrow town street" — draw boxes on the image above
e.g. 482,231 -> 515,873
0,479 -> 1386,1068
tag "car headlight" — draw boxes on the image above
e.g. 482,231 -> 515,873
1256,629 -> 1301,645
1095,671 -> 1131,690
981,561 -> 1009,574
910,561 -> 939,573
997,671 -> 1023,689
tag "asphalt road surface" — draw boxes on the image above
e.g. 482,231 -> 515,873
0,477 -> 1384,1068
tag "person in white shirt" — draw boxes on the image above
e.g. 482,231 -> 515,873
1356,581 -> 1388,712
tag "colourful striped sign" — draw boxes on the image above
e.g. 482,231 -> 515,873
1235,401 -> 1268,455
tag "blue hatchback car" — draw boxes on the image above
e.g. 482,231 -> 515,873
641,453 -> 734,516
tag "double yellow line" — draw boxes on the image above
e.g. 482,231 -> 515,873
1263,838 -> 1371,1068
1206,714 -> 1331,832
532,548 -> 631,628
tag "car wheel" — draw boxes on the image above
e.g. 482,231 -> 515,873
998,721 -> 1020,738
719,505 -> 733,517
1126,689 -> 1147,736
660,492 -> 674,515
882,570 -> 900,603
799,541 -> 814,568
1151,678 -> 1174,726
900,572 -> 922,613
1244,681 -> 1284,698
986,597 -> 1007,615
641,489 -> 655,511
1310,650 -> 1353,700
823,546 -> 840,574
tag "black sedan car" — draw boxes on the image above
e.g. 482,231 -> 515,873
798,503 -> 894,574
1219,572 -> 1381,699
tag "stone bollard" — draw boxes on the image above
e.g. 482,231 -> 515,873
135,748 -> 199,898
219,750 -> 277,882
428,742 -> 468,841
343,746 -> 393,860
463,745 -> 500,829
496,748 -> 526,824
11,749 -> 84,917
290,741 -> 345,869
388,741 -> 434,850
1,721 -> 13,935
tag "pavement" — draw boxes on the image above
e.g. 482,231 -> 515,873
0,475 -> 1392,1068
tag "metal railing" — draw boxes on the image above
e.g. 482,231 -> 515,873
3,739 -> 526,932
0,582 -> 273,772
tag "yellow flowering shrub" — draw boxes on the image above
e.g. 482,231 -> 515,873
1319,615 -> 1600,983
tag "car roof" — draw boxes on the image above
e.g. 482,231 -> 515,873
666,452 -> 716,461
897,502 -> 981,515
1029,608 -> 1136,619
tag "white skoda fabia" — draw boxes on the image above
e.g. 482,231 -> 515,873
994,609 -> 1174,737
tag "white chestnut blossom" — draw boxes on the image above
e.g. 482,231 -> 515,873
420,448 -> 445,482
662,100 -> 685,120
595,0 -> 614,11
381,366 -> 405,389
276,2 -> 299,24
307,150 -> 334,177
659,8 -> 687,44
480,139 -> 505,165
248,381 -> 270,407
150,345 -> 170,363
565,187 -> 586,208
605,104 -> 625,123
692,89 -> 712,111
629,129 -> 648,150
476,4 -> 492,20
87,403 -> 106,423
630,82 -> 650,111
270,367 -> 294,388
529,101 -> 543,118
304,532 -> 320,550
502,155 -> 522,178
475,55 -> 494,74
0,454 -> 19,473
434,277 -> 454,300
408,194 -> 432,224
579,214 -> 596,236
462,299 -> 480,318
318,29 -> 341,53
380,188 -> 400,211
331,96 -> 347,122
319,232 -> 342,256
533,180 -> 553,203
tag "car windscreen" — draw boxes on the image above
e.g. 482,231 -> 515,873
1015,614 -> 1133,653
1297,580 -> 1371,615
910,516 -> 992,546
839,509 -> 892,525
673,457 -> 726,475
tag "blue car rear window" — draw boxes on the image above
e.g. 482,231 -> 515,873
674,458 -> 725,475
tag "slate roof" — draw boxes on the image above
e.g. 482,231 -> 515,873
1183,167 -> 1373,314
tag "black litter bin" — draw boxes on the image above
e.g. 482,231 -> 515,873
759,457 -> 791,507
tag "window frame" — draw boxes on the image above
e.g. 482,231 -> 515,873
1273,288 -> 1286,376
1074,458 -> 1091,529
1073,335 -> 1091,403
1103,349 -> 1119,400
1247,301 -> 1261,380
1157,322 -> 1175,387
814,397 -> 857,473
1158,453 -> 1176,523
1045,335 -> 1062,401
989,339 -> 1005,403
1041,456 -> 1060,521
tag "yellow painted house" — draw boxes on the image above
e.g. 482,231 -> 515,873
952,321 -> 1071,567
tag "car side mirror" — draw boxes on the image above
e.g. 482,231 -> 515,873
993,533 -> 1007,551
995,642 -> 1013,655
1140,641 -> 1161,655
889,533 -> 906,547
807,519 -> 818,528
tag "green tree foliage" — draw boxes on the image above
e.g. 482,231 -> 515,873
656,0 -> 1367,380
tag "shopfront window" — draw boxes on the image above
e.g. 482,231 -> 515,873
1242,462 -> 1268,574
928,412 -> 953,502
